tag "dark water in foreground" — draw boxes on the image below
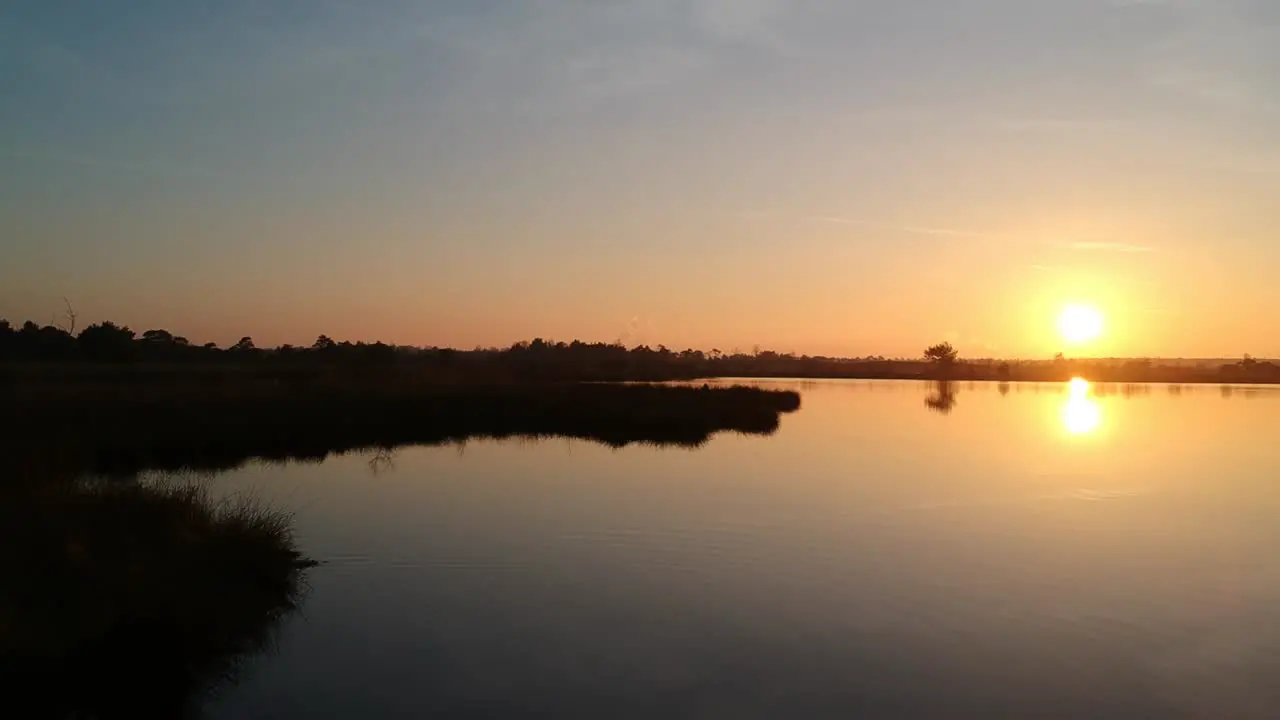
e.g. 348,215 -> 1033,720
206,380 -> 1280,719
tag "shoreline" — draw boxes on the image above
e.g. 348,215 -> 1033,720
3,381 -> 802,481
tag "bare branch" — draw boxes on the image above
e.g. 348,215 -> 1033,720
367,447 -> 397,476
62,297 -> 78,336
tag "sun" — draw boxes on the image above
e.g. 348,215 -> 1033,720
1058,304 -> 1104,345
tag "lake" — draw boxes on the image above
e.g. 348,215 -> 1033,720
205,379 -> 1280,719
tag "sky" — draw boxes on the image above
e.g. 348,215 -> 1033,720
3,0 -> 1278,358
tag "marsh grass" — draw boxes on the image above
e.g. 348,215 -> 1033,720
3,382 -> 802,481
0,478 -> 314,718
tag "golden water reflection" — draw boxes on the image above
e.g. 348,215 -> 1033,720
1063,378 -> 1102,435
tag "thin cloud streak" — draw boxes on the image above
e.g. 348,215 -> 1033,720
1139,0 -> 1279,114
1065,242 -> 1157,253
817,216 -> 989,239
2,144 -> 254,183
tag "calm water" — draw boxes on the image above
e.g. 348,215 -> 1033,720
206,380 -> 1280,719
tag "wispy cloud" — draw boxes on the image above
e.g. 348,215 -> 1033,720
693,0 -> 786,46
816,216 -> 989,239
1064,241 -> 1157,253
995,116 -> 1132,134
1,23 -> 125,98
403,0 -> 803,113
1138,0 -> 1280,114
0,144 -> 231,182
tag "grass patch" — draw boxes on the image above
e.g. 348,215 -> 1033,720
0,479 -> 314,717
3,381 -> 802,481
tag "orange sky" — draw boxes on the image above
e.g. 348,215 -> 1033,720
5,1 -> 1278,358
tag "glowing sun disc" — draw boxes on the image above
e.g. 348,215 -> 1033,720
1059,305 -> 1104,345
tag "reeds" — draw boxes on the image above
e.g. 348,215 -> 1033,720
0,479 -> 314,717
4,382 -> 802,480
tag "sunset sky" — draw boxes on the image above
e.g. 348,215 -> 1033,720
4,0 -> 1278,358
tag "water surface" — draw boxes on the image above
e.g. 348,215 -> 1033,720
208,380 -> 1280,718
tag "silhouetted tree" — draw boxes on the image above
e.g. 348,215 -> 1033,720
362,341 -> 396,362
142,329 -> 175,344
313,335 -> 336,351
78,322 -> 136,361
922,343 -> 960,381
230,337 -> 256,352
79,322 -> 134,343
924,342 -> 958,365
0,320 -> 12,360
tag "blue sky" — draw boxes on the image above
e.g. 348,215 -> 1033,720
3,0 -> 1278,356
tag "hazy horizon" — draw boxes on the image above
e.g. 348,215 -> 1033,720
5,0 -> 1279,358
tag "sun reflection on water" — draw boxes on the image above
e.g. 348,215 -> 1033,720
1063,378 -> 1101,435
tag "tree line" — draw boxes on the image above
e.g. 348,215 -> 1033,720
0,316 -> 926,381
2,317 -> 1276,384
